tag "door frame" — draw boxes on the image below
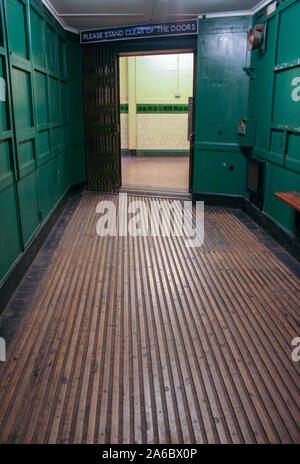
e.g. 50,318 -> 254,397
115,36 -> 198,193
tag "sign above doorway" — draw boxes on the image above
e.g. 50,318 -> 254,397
80,20 -> 198,44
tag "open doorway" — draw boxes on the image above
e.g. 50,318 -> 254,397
119,52 -> 194,193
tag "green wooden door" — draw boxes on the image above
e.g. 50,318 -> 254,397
193,16 -> 251,195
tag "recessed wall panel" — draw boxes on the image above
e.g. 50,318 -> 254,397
30,7 -> 45,67
34,70 -> 48,125
6,0 -> 28,59
12,67 -> 32,129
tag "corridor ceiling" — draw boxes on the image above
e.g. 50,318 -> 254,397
44,0 -> 270,31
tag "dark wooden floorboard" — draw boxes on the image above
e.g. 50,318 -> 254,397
0,192 -> 299,444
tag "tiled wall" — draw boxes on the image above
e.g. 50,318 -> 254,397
121,113 -> 189,151
120,54 -> 193,154
121,114 -> 128,149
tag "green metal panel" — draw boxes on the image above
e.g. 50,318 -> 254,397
30,7 -> 45,67
248,0 -> 300,236
66,40 -> 86,186
58,36 -> 66,77
0,0 -> 85,284
0,186 -> 22,282
36,128 -> 51,165
193,16 -> 251,195
60,81 -> 67,122
264,162 -> 300,236
36,159 -> 54,219
248,15 -> 277,153
0,139 -> 14,191
49,76 -> 59,123
5,0 -> 28,59
45,24 -> 57,73
193,149 -> 247,195
34,70 -> 49,125
285,133 -> 300,173
17,171 -> 40,246
277,0 -> 300,63
17,138 -> 35,178
11,67 -> 32,130
273,67 -> 300,126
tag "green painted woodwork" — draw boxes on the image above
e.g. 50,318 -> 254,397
193,2 -> 300,238
264,163 -> 300,236
11,68 -> 32,130
0,186 -> 22,280
0,0 -> 85,284
17,171 -> 40,245
30,7 -> 45,67
5,0 -> 28,60
34,70 -> 49,125
193,15 -> 251,196
0,139 -> 14,190
248,0 -> 300,236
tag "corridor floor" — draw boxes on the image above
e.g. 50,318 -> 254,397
121,156 -> 189,192
0,190 -> 299,444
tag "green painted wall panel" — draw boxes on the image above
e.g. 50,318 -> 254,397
30,7 -> 46,67
0,0 -> 85,284
0,139 -> 12,179
36,160 -> 54,219
11,67 -> 32,130
17,171 -> 40,246
54,151 -> 67,199
193,16 -> 251,195
45,24 -> 57,73
273,67 -> 300,126
36,129 -> 50,161
193,149 -> 247,195
248,15 -> 277,152
286,132 -> 300,173
5,0 -> 28,59
0,186 -> 22,281
58,37 -> 66,77
66,40 -> 86,186
49,77 -> 59,124
264,162 -> 300,236
277,0 -> 300,64
17,138 -> 35,170
249,0 -> 300,236
34,70 -> 49,125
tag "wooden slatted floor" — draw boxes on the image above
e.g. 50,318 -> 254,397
0,191 -> 299,444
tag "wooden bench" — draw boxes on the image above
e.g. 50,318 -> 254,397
275,191 -> 300,228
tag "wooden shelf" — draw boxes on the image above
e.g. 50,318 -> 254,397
275,191 -> 300,213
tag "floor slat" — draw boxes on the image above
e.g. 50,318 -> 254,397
0,192 -> 299,444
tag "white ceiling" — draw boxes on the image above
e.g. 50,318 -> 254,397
43,0 -> 270,32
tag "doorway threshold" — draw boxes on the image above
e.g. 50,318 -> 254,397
120,186 -> 191,200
